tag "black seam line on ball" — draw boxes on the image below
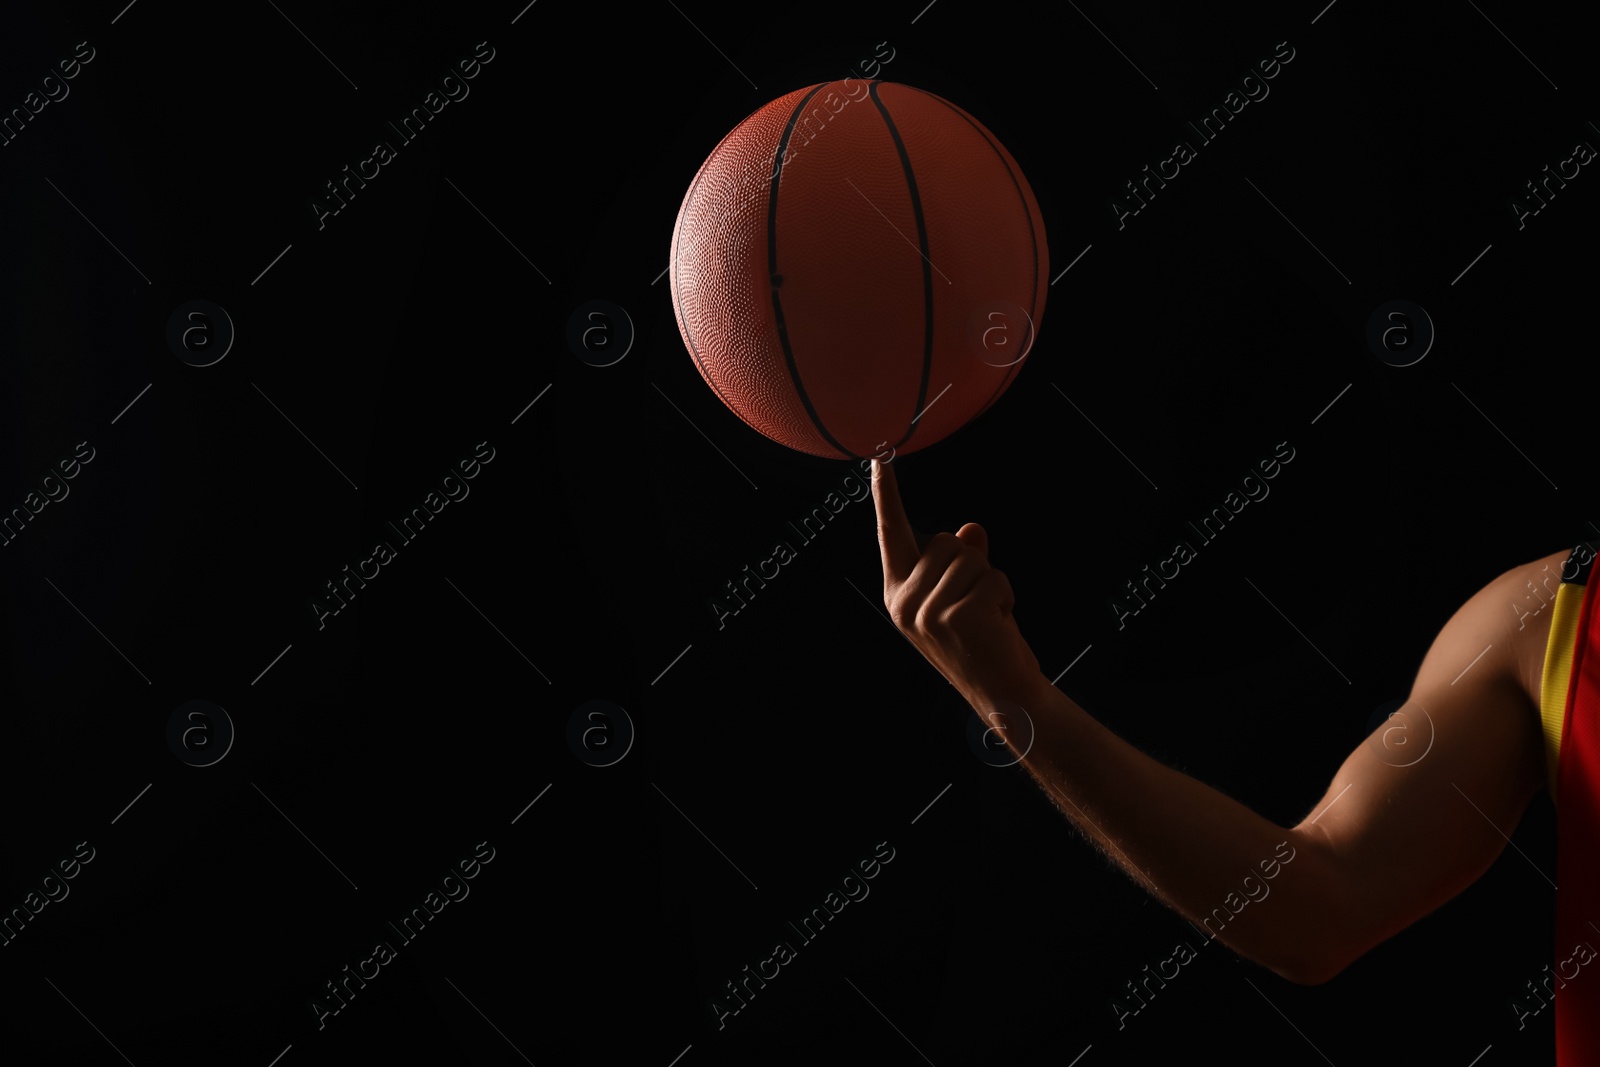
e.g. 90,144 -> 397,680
909,86 -> 1040,419
869,82 -> 935,453
770,82 -> 857,460
676,137 -> 741,415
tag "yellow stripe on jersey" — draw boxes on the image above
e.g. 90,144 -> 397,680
1540,580 -> 1587,798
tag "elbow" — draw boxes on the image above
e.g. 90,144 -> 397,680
1256,829 -> 1369,985
1267,955 -> 1347,987
1203,926 -> 1354,986
1200,830 -> 1378,986
1260,928 -> 1362,986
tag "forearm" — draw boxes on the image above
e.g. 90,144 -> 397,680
968,672 -> 1338,983
872,463 -> 1547,988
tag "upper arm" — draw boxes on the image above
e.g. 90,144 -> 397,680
1281,549 -> 1560,982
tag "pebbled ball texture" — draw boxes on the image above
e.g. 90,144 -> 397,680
670,80 -> 1047,459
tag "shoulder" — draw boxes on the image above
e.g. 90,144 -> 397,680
1475,547 -> 1573,713
1397,548 -> 1567,782
1498,540 -> 1598,791
1430,545 -> 1587,798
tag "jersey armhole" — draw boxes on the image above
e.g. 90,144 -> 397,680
1540,540 -> 1597,799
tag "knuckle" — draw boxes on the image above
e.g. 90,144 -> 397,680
946,595 -> 979,620
944,598 -> 982,628
885,593 -> 907,625
888,592 -> 919,632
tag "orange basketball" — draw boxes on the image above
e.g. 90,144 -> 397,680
669,80 -> 1047,459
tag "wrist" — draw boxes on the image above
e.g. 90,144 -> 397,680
961,668 -> 1056,726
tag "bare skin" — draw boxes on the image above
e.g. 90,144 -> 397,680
871,457 -> 1558,984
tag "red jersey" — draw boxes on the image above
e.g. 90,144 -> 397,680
1540,538 -> 1600,1065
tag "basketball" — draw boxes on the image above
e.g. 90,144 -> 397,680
669,80 -> 1048,460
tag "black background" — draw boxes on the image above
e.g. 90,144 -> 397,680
0,0 -> 1591,1063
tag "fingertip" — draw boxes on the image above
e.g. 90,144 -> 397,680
955,522 -> 989,555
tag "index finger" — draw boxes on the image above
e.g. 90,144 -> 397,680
872,458 -> 920,582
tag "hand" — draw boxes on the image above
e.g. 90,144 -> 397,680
871,458 -> 1045,707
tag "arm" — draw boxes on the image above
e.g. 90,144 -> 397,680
871,458 -> 1552,984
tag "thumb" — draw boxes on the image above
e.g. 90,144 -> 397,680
954,522 -> 989,556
